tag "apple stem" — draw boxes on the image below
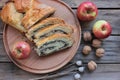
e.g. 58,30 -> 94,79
102,26 -> 106,31
17,49 -> 21,54
87,10 -> 91,14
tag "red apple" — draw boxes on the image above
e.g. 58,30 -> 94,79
12,41 -> 31,59
93,20 -> 112,39
77,1 -> 98,21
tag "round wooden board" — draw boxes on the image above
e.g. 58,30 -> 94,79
3,0 -> 81,74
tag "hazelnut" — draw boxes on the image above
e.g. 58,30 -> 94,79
82,45 -> 92,55
92,39 -> 102,48
83,31 -> 92,41
96,48 -> 105,57
88,61 -> 97,71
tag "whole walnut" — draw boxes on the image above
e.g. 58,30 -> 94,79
88,61 -> 97,71
82,45 -> 92,55
83,31 -> 92,41
96,48 -> 105,57
92,39 -> 102,48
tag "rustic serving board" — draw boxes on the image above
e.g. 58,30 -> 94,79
3,0 -> 81,74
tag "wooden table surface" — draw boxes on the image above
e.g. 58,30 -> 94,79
0,0 -> 120,80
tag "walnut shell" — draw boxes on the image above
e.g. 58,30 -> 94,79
96,48 -> 105,57
92,39 -> 102,48
82,45 -> 92,55
83,31 -> 92,41
88,61 -> 97,71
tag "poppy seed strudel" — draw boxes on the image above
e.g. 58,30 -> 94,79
35,33 -> 74,56
22,0 -> 56,29
26,17 -> 65,41
33,24 -> 73,43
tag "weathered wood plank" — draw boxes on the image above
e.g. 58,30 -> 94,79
70,29 -> 120,63
0,32 -> 3,35
0,35 -> 10,62
0,19 -> 4,33
62,0 -> 120,9
82,64 -> 120,80
0,63 -> 120,80
74,36 -> 120,63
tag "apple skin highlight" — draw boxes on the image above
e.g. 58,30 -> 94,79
93,20 -> 112,39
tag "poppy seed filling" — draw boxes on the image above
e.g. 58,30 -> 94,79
39,30 -> 67,39
38,40 -> 69,55
32,29 -> 67,40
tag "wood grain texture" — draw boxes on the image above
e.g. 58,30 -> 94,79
0,36 -> 10,62
62,0 -> 120,8
82,64 -> 120,80
0,63 -> 120,80
0,19 -> 4,33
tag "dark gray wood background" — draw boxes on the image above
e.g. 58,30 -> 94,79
0,0 -> 120,80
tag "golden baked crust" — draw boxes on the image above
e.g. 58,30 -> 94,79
35,33 -> 73,47
34,23 -> 73,39
13,0 -> 31,13
25,17 -> 65,41
27,17 -> 65,34
13,0 -> 23,12
21,0 -> 56,29
13,0 -> 40,13
1,2 -> 26,32
35,33 -> 74,56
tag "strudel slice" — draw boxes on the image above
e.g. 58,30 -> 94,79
1,2 -> 26,32
22,0 -> 56,29
13,0 -> 31,13
35,33 -> 74,56
26,17 -> 65,41
34,24 -> 73,43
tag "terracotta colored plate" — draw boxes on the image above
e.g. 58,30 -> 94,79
3,0 -> 81,74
